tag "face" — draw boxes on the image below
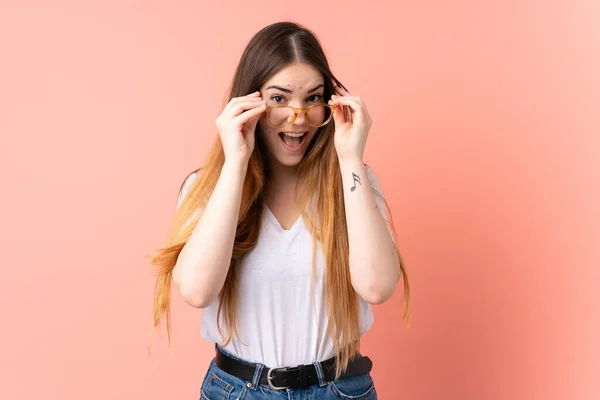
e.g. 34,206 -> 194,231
257,63 -> 326,169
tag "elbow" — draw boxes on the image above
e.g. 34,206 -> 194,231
354,267 -> 401,305
180,287 -> 215,309
172,269 -> 215,309
360,285 -> 396,305
354,279 -> 397,304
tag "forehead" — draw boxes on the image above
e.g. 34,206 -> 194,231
262,63 -> 323,91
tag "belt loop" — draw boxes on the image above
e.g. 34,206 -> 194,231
251,362 -> 264,390
312,361 -> 327,387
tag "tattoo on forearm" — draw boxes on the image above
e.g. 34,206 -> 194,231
350,172 -> 361,192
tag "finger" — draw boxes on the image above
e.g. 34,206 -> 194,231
224,93 -> 263,113
234,103 -> 266,125
329,102 -> 346,125
331,94 -> 365,105
330,97 -> 369,125
228,100 -> 266,118
247,108 -> 262,132
227,95 -> 263,108
344,96 -> 369,118
235,91 -> 260,99
330,95 -> 366,116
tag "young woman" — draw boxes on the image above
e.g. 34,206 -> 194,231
151,21 -> 410,399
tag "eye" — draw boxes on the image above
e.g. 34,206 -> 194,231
271,95 -> 286,104
307,94 -> 323,103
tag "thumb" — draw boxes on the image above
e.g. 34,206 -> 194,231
329,100 -> 346,127
248,113 -> 261,132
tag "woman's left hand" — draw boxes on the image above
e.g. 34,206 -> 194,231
329,86 -> 372,161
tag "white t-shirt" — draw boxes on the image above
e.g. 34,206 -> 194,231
177,166 -> 391,368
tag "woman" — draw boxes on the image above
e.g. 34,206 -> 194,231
151,21 -> 410,399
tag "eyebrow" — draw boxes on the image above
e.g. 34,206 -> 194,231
264,84 -> 324,94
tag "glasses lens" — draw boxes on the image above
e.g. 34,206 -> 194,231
307,105 -> 331,127
268,106 -> 295,128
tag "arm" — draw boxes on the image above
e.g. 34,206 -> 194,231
172,161 -> 247,308
339,159 -> 401,304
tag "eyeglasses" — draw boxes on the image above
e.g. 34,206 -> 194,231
265,104 -> 338,128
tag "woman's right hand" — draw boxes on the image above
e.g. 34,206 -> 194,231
215,91 -> 266,166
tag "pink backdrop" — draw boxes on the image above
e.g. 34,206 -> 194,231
1,1 -> 598,399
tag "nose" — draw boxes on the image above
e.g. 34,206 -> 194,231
292,107 -> 308,126
293,112 -> 306,126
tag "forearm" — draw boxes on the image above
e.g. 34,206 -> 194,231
172,161 -> 247,308
339,157 -> 400,304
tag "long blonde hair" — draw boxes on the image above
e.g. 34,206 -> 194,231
150,21 -> 410,379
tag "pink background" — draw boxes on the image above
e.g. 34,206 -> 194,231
1,1 -> 599,399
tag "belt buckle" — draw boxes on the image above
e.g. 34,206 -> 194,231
267,367 -> 289,390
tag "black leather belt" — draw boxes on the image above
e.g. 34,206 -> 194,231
214,345 -> 373,390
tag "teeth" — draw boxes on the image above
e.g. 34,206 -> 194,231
281,132 -> 307,138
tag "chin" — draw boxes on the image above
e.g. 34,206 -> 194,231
273,153 -> 305,167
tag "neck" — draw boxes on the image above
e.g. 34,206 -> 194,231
263,157 -> 301,198
270,164 -> 298,183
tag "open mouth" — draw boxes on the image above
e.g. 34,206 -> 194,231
278,131 -> 308,151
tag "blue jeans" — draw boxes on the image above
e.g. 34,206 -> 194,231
200,346 -> 378,400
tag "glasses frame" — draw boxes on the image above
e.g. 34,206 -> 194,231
264,103 -> 338,128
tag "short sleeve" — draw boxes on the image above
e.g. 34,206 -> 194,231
365,165 -> 396,243
177,171 -> 199,209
